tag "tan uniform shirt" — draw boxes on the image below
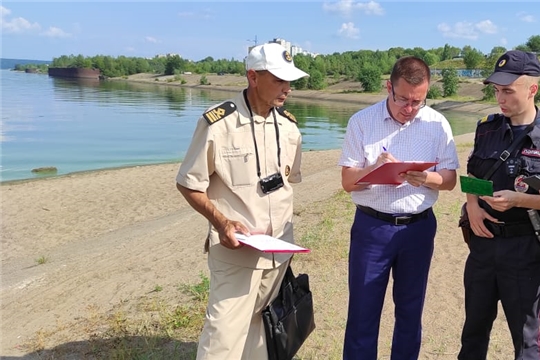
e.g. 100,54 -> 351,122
176,91 -> 302,269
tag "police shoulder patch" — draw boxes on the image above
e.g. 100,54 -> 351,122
477,113 -> 502,126
276,107 -> 297,123
203,101 -> 237,125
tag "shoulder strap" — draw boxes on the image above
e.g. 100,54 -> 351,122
483,118 -> 537,180
202,101 -> 237,125
477,113 -> 497,125
276,107 -> 297,123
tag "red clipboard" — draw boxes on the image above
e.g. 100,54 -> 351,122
355,161 -> 438,185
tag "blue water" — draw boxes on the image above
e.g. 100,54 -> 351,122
2,70 -> 209,181
1,69 -> 479,182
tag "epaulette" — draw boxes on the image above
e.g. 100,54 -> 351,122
203,101 -> 237,125
477,113 -> 502,126
276,107 -> 297,123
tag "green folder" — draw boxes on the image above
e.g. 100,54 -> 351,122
459,175 -> 494,196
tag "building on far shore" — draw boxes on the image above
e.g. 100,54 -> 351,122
155,53 -> 182,58
247,37 -> 318,58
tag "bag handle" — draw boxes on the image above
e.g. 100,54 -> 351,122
482,118 -> 536,181
278,266 -> 298,306
285,266 -> 299,290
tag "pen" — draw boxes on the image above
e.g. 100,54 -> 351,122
382,146 -> 387,152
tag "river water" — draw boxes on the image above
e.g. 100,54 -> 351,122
1,69 -> 479,182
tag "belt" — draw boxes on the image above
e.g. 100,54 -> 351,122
484,221 -> 534,238
356,205 -> 430,226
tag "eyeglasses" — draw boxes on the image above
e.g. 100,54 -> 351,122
391,86 -> 426,109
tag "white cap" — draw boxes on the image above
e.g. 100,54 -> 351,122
245,43 -> 309,81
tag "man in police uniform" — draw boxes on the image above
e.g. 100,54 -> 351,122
175,43 -> 308,360
459,50 -> 540,359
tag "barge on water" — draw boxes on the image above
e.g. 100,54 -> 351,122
48,67 -> 102,79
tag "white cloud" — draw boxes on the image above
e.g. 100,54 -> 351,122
2,15 -> 41,34
41,26 -> 71,38
438,22 -> 477,40
437,19 -> 498,40
475,20 -> 497,34
357,1 -> 384,15
500,37 -> 508,46
1,5 -> 11,17
517,12 -> 535,23
437,23 -> 451,33
144,36 -> 160,43
1,5 -> 70,38
338,22 -> 360,39
323,0 -> 384,17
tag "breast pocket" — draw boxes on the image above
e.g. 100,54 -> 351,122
468,148 -> 499,177
521,155 -> 540,175
219,147 -> 257,187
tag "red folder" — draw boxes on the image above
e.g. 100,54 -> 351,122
355,161 -> 438,185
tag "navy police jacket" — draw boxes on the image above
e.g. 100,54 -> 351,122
467,107 -> 540,223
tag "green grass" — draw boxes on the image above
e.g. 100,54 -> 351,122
181,273 -> 210,303
36,255 -> 49,265
432,58 -> 465,69
23,275 -> 211,358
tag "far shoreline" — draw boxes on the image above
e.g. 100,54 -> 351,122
113,72 -> 502,115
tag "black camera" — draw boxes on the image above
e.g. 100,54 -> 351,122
259,172 -> 284,194
506,158 -> 521,176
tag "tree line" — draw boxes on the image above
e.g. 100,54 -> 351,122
15,35 -> 540,101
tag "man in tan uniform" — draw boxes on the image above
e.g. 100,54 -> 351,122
176,42 -> 309,360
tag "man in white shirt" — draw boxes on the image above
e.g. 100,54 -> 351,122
339,56 -> 459,360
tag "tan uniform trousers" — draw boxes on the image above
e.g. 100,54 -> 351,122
196,256 -> 289,360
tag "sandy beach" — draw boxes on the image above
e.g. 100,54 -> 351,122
1,76 -> 513,358
1,149 -> 344,357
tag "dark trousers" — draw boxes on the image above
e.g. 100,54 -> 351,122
343,208 -> 436,360
459,233 -> 540,360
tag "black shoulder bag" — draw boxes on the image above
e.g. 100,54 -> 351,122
262,265 -> 316,360
459,119 -> 536,243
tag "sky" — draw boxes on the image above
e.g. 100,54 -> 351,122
1,1 -> 539,62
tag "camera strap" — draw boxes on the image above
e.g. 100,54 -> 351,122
243,89 -> 281,179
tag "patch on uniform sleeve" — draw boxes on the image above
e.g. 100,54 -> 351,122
203,101 -> 237,125
276,107 -> 297,123
522,148 -> 540,158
